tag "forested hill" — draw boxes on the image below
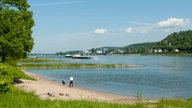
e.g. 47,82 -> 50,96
124,30 -> 192,53
158,30 -> 192,51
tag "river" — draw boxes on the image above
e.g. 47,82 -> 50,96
26,55 -> 192,99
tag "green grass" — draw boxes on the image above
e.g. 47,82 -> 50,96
0,89 -> 145,108
1,88 -> 192,108
154,98 -> 192,108
0,63 -> 34,81
21,63 -> 140,69
13,67 -> 34,80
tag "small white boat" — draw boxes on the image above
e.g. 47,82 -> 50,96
72,54 -> 91,59
65,54 -> 73,58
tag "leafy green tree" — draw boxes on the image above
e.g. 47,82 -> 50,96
91,48 -> 96,54
0,0 -> 34,64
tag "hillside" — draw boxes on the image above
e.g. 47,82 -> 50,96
158,30 -> 192,51
123,30 -> 192,53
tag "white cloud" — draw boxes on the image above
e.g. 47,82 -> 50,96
157,17 -> 190,28
94,28 -> 107,35
125,27 -> 133,33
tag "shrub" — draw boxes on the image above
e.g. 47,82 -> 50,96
0,64 -> 14,93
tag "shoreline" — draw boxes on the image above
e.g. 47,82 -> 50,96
15,70 -> 158,104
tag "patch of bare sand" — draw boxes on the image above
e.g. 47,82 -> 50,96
15,70 -> 158,104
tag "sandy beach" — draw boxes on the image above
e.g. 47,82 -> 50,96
15,70 -> 158,104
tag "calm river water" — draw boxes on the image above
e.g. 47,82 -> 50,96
26,55 -> 192,99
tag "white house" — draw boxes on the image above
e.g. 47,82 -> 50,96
175,49 -> 179,52
96,50 -> 103,54
158,49 -> 162,53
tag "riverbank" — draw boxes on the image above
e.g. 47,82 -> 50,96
15,70 -> 157,104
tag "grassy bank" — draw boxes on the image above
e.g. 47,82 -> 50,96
1,89 -> 192,108
0,89 -> 143,108
0,63 -> 34,80
21,63 -> 140,69
13,67 -> 35,80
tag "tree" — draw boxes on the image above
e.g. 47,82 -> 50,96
90,48 -> 96,54
0,0 -> 34,64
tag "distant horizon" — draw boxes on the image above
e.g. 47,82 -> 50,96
28,0 -> 192,53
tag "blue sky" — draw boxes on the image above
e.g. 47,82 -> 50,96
28,0 -> 192,53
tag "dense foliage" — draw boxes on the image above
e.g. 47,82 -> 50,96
0,63 -> 14,93
0,0 -> 34,65
158,30 -> 192,51
0,63 -> 33,93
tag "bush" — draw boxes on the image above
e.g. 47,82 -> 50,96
0,64 -> 14,93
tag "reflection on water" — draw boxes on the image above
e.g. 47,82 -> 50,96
26,55 -> 192,98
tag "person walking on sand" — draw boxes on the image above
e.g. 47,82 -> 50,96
69,76 -> 74,87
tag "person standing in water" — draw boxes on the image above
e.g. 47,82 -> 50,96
69,76 -> 74,87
